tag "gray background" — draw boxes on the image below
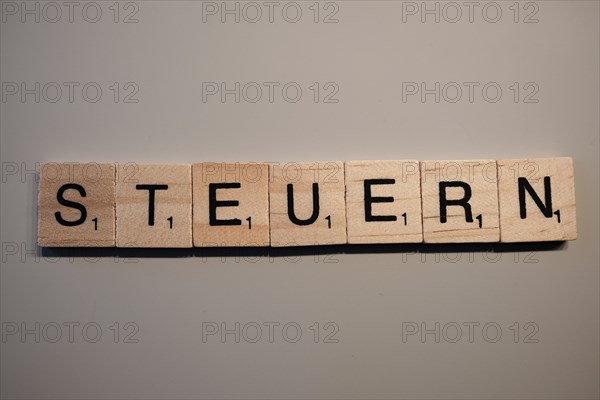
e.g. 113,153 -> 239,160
1,1 -> 599,399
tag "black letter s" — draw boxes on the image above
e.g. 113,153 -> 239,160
55,183 -> 87,226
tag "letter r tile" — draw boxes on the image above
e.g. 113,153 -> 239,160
116,164 -> 192,248
269,162 -> 346,247
192,163 -> 269,247
421,160 -> 500,243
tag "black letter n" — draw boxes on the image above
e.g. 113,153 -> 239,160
518,177 -> 553,219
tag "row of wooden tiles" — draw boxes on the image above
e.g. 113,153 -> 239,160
37,158 -> 577,247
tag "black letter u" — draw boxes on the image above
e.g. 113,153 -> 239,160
287,183 -> 320,226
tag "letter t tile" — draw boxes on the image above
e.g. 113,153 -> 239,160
116,163 -> 192,248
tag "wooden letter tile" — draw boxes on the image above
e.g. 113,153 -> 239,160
116,164 -> 192,248
269,162 -> 346,247
345,160 -> 423,243
421,160 -> 500,243
38,162 -> 116,247
497,157 -> 577,242
193,163 -> 269,247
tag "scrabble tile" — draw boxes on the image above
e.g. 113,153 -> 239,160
269,162 -> 346,247
116,164 -> 192,248
192,163 -> 269,247
38,163 -> 116,247
497,157 -> 577,242
421,160 -> 500,243
345,160 -> 423,244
